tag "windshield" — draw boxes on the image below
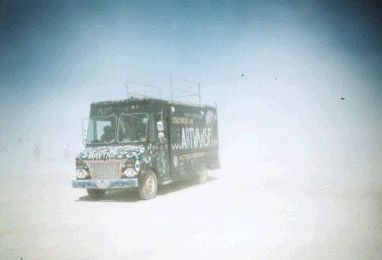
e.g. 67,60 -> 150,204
118,114 -> 148,143
86,116 -> 117,145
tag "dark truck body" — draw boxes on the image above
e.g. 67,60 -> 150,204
72,98 -> 219,199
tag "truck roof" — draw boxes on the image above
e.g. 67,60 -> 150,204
91,97 -> 216,109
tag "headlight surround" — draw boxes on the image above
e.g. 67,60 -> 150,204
123,168 -> 137,177
134,160 -> 140,172
76,157 -> 87,168
76,169 -> 89,179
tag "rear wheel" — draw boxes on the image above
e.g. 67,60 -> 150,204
87,189 -> 106,200
138,170 -> 158,200
196,166 -> 208,184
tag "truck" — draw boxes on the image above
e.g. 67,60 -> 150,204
72,97 -> 220,200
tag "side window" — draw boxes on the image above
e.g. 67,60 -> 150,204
149,114 -> 156,142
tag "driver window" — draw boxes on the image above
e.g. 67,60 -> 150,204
97,121 -> 113,140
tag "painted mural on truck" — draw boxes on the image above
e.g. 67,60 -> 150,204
169,105 -> 219,177
170,109 -> 218,152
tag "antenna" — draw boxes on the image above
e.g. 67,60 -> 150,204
172,78 -> 201,105
170,77 -> 173,101
126,82 -> 129,98
198,83 -> 201,105
125,80 -> 162,99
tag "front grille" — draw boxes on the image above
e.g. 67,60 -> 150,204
88,160 -> 122,180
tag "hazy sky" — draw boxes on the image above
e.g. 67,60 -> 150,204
0,0 -> 381,184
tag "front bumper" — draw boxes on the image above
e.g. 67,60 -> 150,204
72,178 -> 138,189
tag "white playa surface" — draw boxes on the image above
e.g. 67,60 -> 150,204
1,162 -> 381,260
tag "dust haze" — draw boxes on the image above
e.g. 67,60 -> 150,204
0,1 -> 381,259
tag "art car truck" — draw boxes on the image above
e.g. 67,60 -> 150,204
72,98 -> 220,200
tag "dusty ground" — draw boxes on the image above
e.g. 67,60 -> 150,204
0,164 -> 381,260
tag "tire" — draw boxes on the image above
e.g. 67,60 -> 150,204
138,170 -> 158,200
195,166 -> 208,184
87,189 -> 106,200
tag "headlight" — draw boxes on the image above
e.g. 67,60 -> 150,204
76,169 -> 89,179
134,160 -> 140,172
123,168 -> 137,177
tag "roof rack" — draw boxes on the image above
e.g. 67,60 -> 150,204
91,97 -> 212,108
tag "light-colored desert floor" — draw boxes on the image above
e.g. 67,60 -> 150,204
0,164 -> 381,260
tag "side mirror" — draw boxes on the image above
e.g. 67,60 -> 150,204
82,118 -> 89,145
156,121 -> 164,132
156,121 -> 165,141
82,127 -> 87,144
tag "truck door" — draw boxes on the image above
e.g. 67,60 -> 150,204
149,113 -> 171,183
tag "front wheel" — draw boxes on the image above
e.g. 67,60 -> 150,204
138,171 -> 158,200
87,189 -> 106,200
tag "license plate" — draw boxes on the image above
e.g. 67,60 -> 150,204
95,180 -> 111,189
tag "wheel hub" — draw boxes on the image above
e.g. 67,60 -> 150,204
146,177 -> 154,194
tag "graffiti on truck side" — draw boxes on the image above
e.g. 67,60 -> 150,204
171,127 -> 217,150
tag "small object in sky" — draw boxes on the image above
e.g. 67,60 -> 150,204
340,96 -> 345,100
241,73 -> 244,77
274,77 -> 278,80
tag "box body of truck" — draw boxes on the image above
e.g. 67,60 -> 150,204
72,98 -> 219,199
